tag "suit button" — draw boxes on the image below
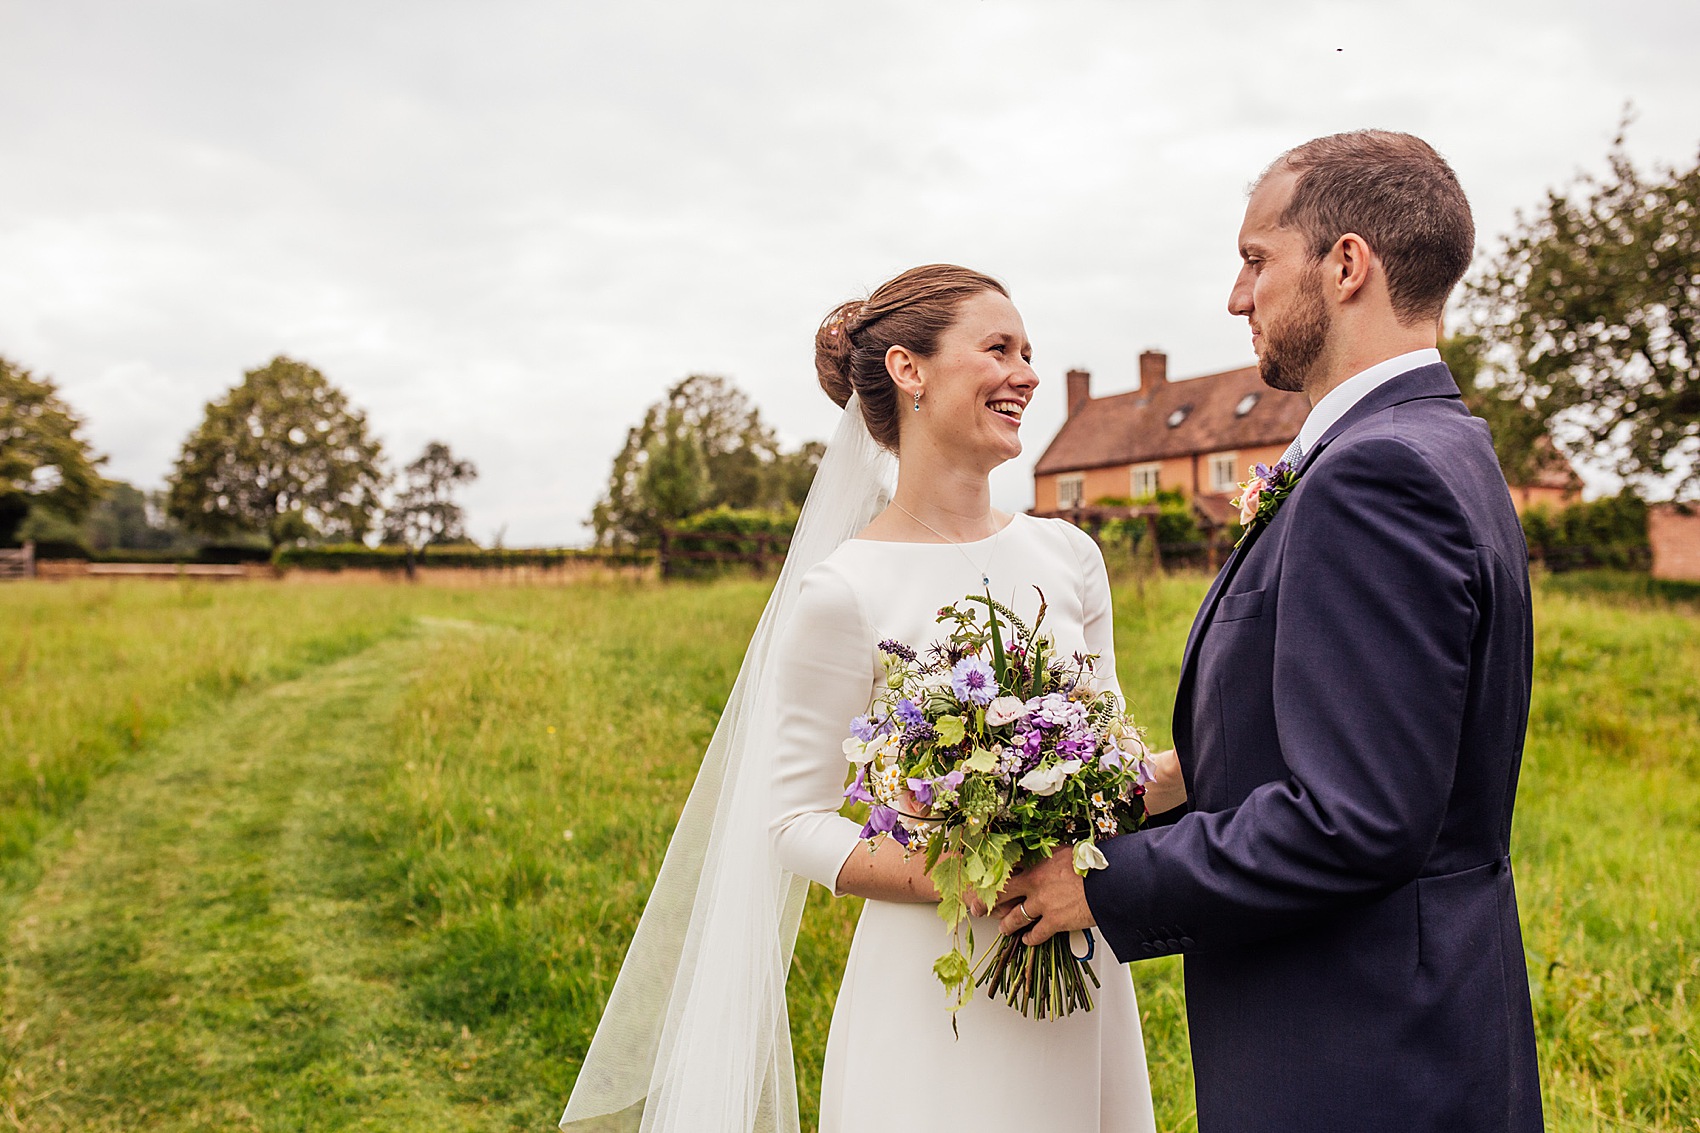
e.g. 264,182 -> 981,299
1179,936 -> 1195,948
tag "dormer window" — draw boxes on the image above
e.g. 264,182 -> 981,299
1234,392 -> 1260,417
1166,405 -> 1192,428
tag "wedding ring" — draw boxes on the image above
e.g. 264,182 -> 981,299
1017,900 -> 1035,926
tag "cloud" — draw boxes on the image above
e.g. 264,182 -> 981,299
1,0 -> 1696,541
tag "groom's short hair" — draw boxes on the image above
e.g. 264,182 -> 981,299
1263,130 -> 1474,326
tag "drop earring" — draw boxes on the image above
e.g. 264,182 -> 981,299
913,390 -> 922,412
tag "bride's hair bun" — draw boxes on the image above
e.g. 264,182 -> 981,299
814,299 -> 865,410
812,264 -> 1006,452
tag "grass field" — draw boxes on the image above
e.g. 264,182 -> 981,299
0,573 -> 1695,1131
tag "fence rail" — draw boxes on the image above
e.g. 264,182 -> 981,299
658,529 -> 792,579
0,542 -> 35,581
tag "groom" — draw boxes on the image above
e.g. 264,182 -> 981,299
999,131 -> 1543,1132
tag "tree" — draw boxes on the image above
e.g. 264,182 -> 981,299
592,375 -> 817,547
0,355 -> 105,545
1465,128 -> 1700,498
1441,333 -> 1569,489
84,481 -> 194,553
167,356 -> 386,547
382,441 -> 479,552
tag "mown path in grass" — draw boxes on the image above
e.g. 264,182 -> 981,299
0,624 -> 537,1130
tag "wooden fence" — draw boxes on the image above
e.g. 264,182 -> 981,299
0,542 -> 34,581
658,529 -> 792,580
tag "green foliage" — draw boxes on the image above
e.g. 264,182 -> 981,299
1095,490 -> 1203,547
1465,126 -> 1700,498
382,441 -> 479,551
273,543 -> 650,572
664,505 -> 795,579
2,575 -> 1696,1131
0,355 -> 106,545
166,355 -> 387,548
1442,334 -> 1571,490
1523,494 -> 1651,570
81,481 -> 197,554
591,375 -> 821,547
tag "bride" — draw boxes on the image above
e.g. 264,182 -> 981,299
562,265 -> 1156,1132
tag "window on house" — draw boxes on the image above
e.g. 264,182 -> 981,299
1057,475 -> 1084,509
1234,392 -> 1260,417
1131,464 -> 1161,499
1209,453 -> 1239,493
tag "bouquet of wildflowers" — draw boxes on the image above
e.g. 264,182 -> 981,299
842,590 -> 1152,1020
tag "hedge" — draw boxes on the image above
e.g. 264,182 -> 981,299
272,544 -> 653,572
1522,495 -> 1650,572
664,507 -> 796,580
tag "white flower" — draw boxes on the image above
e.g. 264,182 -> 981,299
842,737 -> 875,764
1016,758 -> 1082,796
985,696 -> 1026,726
1073,840 -> 1109,873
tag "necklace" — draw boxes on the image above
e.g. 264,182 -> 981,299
891,500 -> 1006,588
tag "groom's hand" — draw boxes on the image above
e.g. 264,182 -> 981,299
992,849 -> 1095,946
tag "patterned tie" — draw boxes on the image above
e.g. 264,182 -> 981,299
1279,437 -> 1304,469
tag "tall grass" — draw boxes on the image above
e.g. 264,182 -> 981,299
0,574 -> 1694,1130
0,581 -> 428,900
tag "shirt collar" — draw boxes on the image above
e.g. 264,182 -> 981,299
1296,347 -> 1442,455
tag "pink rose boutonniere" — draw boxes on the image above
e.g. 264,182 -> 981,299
1230,459 -> 1301,548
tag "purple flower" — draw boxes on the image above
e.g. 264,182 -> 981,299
905,769 -> 965,810
849,712 -> 889,742
950,657 -> 997,705
894,698 -> 924,727
860,805 -> 909,846
843,767 -> 874,804
878,639 -> 917,663
902,719 -> 937,747
1013,724 -> 1046,760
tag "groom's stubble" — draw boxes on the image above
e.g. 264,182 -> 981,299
1256,261 -> 1331,395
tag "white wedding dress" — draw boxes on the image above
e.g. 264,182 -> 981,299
768,513 -> 1156,1133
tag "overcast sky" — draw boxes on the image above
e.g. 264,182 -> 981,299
3,0 -> 1696,545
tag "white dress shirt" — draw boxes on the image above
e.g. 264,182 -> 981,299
1296,347 -> 1442,456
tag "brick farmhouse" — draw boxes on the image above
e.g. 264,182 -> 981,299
1032,350 -> 1581,531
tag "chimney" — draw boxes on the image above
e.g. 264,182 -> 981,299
1139,349 -> 1167,390
1065,368 -> 1092,418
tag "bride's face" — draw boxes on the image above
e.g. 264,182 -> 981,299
903,290 -> 1038,470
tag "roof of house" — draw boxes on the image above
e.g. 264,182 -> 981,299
1033,364 -> 1308,475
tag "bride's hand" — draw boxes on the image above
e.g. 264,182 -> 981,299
1141,747 -> 1186,817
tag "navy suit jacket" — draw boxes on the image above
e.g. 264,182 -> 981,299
1085,363 -> 1544,1132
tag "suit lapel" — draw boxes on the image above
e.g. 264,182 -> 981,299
1172,517 -> 1272,771
1171,362 -> 1463,764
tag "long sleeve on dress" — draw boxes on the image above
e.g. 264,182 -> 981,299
1064,522 -> 1123,703
768,560 -> 877,893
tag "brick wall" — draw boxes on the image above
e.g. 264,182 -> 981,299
1649,505 -> 1700,582
1037,444 -> 1296,512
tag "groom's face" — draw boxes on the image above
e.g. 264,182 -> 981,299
1230,169 -> 1331,393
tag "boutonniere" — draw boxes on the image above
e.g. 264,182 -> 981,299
1230,460 -> 1302,548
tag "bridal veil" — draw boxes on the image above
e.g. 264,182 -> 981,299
561,395 -> 895,1133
